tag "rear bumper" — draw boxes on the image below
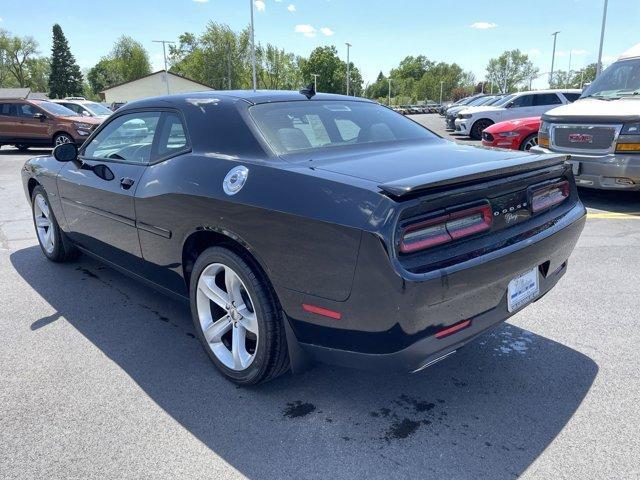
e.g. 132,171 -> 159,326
531,146 -> 640,190
280,202 -> 586,373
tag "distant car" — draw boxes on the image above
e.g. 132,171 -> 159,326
481,117 -> 541,151
445,95 -> 503,130
21,90 -> 586,384
454,89 -> 581,140
0,98 -> 102,150
52,98 -> 113,120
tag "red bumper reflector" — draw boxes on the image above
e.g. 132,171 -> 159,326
435,319 -> 471,339
302,303 -> 342,320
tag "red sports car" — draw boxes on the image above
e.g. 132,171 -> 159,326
481,117 -> 541,151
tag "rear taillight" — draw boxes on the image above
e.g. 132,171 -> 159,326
530,181 -> 569,213
400,203 -> 492,253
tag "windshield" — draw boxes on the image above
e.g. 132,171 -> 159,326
581,58 -> 640,99
492,94 -> 516,106
250,101 -> 437,155
467,96 -> 493,106
84,102 -> 113,116
35,101 -> 77,116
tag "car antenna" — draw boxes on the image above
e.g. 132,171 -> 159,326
299,82 -> 316,99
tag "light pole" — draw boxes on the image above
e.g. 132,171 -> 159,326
311,73 -> 319,92
439,81 -> 444,105
388,77 -> 391,106
152,40 -> 175,94
503,57 -> 509,93
249,0 -> 257,91
596,0 -> 609,77
550,31 -> 560,86
566,50 -> 573,88
345,42 -> 352,96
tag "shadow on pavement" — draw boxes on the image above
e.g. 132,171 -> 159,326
10,246 -> 598,479
577,188 -> 640,215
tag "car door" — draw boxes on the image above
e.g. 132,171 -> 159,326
16,102 -> 51,141
531,93 -> 563,116
57,110 -> 162,267
504,94 -> 535,120
0,102 -> 19,141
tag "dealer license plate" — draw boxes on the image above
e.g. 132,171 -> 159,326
507,267 -> 540,312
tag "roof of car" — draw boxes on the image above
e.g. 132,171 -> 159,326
619,43 -> 640,60
123,90 -> 375,110
511,89 -> 582,95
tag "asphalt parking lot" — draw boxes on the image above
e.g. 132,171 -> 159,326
1,142 -> 639,479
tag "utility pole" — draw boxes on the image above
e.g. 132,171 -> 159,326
503,57 -> 509,93
345,42 -> 352,96
226,41 -> 232,89
439,80 -> 444,105
152,40 -> 175,94
550,31 -> 560,87
596,0 -> 609,77
311,73 -> 319,92
388,77 -> 391,106
566,50 -> 573,88
249,0 -> 257,91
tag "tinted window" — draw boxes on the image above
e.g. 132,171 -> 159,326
250,101 -> 436,155
18,103 -> 39,117
34,101 -> 76,116
510,95 -> 534,108
532,93 -> 562,106
0,103 -> 18,116
156,112 -> 188,158
83,111 -> 161,164
563,92 -> 581,102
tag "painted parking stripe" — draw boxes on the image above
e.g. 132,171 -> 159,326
587,212 -> 640,219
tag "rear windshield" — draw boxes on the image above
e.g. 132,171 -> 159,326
249,101 -> 436,155
582,58 -> 640,99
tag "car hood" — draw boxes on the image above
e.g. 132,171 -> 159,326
458,105 -> 503,115
485,117 -> 540,133
543,98 -> 640,123
303,139 -> 565,197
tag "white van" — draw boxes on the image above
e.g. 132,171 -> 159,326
533,44 -> 640,190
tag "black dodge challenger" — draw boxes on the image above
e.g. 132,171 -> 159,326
21,90 -> 586,384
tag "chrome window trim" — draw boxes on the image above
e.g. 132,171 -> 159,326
550,123 -> 623,155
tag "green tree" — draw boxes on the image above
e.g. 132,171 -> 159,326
87,36 -> 151,94
48,24 -> 83,98
486,50 -> 538,93
25,57 -> 50,92
300,45 -> 362,94
87,58 -> 124,94
257,44 -> 303,90
1,32 -> 39,87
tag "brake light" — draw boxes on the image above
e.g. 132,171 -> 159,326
530,181 -> 569,213
399,204 -> 492,253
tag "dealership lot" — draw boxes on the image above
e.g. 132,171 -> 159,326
1,145 -> 639,479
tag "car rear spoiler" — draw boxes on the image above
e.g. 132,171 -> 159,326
378,154 -> 568,198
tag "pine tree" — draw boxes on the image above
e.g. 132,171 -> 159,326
48,24 -> 83,98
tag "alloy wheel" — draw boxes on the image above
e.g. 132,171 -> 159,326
55,134 -> 71,146
196,263 -> 259,371
33,193 -> 55,254
523,136 -> 538,150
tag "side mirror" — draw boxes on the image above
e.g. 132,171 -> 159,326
34,112 -> 46,121
82,111 -> 91,117
504,102 -> 514,109
53,142 -> 78,162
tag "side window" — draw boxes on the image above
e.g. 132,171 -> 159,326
0,103 -> 18,116
63,103 -> 82,114
334,118 -> 361,141
18,103 -> 38,117
83,111 -> 161,164
156,112 -> 189,158
510,95 -> 534,108
562,92 -> 581,103
533,93 -> 562,106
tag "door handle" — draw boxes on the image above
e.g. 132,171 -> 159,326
120,177 -> 135,190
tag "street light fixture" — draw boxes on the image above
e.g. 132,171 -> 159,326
549,31 -> 560,86
345,42 -> 352,96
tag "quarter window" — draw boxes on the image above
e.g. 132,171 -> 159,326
156,112 -> 189,158
0,103 -> 18,116
83,111 -> 161,164
562,92 -> 581,102
510,95 -> 534,108
532,93 -> 562,106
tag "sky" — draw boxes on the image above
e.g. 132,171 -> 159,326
1,0 -> 638,90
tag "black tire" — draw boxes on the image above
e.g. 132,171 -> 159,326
519,133 -> 539,151
189,247 -> 290,385
17,145 -> 30,152
53,133 -> 74,147
470,119 -> 494,140
31,185 -> 78,262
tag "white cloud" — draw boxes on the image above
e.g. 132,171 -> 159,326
320,27 -> 334,36
294,24 -> 316,37
527,48 -> 541,57
192,0 -> 209,3
557,49 -> 588,58
254,0 -> 265,11
287,4 -> 296,11
470,22 -> 497,29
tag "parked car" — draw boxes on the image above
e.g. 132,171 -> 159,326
52,97 -> 113,120
533,44 -> 640,190
445,95 -> 503,130
455,89 -> 581,140
22,90 -> 586,384
0,98 -> 102,150
482,117 -> 541,151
